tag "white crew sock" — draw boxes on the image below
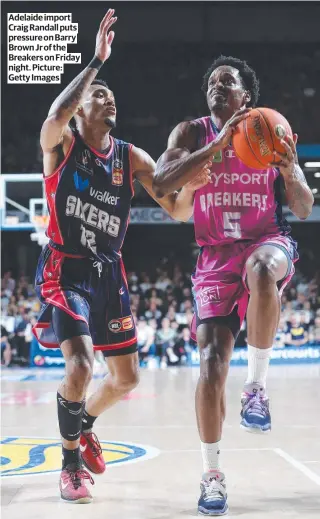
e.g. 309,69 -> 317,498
245,344 -> 272,388
201,440 -> 220,473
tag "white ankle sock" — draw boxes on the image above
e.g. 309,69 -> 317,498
245,344 -> 272,388
201,441 -> 220,473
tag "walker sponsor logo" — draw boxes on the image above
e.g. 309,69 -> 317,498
190,346 -> 320,366
89,188 -> 120,206
198,286 -> 220,306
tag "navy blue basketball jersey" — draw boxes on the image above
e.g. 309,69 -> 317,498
44,129 -> 134,262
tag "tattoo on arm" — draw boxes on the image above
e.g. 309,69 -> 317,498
284,165 -> 313,218
49,67 -> 98,120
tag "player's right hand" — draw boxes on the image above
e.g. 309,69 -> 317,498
95,9 -> 117,62
212,106 -> 252,151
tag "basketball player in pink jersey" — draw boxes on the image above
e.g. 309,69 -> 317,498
154,56 -> 314,515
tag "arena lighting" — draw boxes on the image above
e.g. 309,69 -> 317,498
304,162 -> 320,167
314,172 -> 320,178
312,188 -> 318,194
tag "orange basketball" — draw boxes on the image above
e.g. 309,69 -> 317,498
232,107 -> 293,170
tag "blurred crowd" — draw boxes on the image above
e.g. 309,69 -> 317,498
1,263 -> 320,368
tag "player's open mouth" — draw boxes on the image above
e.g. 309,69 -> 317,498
212,91 -> 226,99
105,108 -> 116,115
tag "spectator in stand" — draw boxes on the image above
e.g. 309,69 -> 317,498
1,324 -> 12,367
288,287 -> 297,302
309,316 -> 320,345
148,318 -> 158,335
13,309 -> 31,364
140,273 -> 152,294
303,300 -> 314,321
174,326 -> 196,364
274,316 -> 288,348
296,276 -> 310,296
144,298 -> 163,322
286,312 -> 309,347
145,286 -> 164,305
299,310 -> 312,332
155,271 -> 172,292
294,293 -> 307,310
166,305 -> 178,324
156,317 -> 178,368
137,317 -> 155,363
1,271 -> 16,295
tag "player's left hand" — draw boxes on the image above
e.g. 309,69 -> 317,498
184,162 -> 212,192
95,9 -> 117,62
269,134 -> 298,176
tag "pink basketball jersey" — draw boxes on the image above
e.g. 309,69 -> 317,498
193,116 -> 290,246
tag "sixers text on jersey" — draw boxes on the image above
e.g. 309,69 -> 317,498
44,129 -> 133,262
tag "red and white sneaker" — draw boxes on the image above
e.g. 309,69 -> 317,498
80,432 -> 106,474
60,464 -> 94,504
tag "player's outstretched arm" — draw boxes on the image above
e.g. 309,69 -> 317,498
270,134 -> 314,220
153,108 -> 251,197
131,146 -> 210,222
40,9 -> 117,154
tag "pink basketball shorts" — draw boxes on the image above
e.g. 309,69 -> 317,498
191,235 -> 298,341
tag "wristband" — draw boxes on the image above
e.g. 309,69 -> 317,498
88,56 -> 104,71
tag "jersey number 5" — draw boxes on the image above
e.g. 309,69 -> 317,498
223,212 -> 241,239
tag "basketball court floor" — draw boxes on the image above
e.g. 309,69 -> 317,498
1,364 -> 320,518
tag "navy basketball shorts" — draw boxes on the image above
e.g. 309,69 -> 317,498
33,245 -> 137,357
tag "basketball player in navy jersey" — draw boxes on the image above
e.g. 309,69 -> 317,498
33,9 -> 211,503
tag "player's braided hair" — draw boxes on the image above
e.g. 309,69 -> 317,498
202,55 -> 260,107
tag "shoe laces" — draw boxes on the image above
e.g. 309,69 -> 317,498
68,468 -> 94,489
243,391 -> 269,417
203,474 -> 226,501
86,432 -> 102,457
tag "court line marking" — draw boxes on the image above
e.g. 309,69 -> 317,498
274,448 -> 320,486
161,448 -> 274,453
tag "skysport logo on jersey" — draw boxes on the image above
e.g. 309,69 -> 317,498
73,171 -> 90,192
0,437 -> 160,477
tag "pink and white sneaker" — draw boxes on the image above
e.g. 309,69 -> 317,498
59,464 -> 94,503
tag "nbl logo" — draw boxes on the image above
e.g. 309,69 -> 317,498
108,316 -> 133,333
199,286 -> 220,307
